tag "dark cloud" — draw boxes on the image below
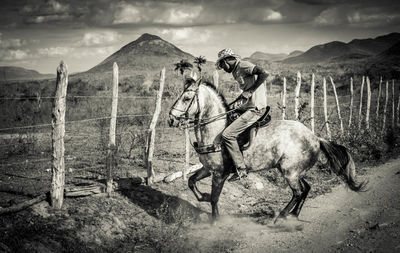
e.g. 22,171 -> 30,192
0,0 -> 399,29
294,0 -> 347,5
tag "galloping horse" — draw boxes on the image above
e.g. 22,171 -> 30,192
168,77 -> 366,223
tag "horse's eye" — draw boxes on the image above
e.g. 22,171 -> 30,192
183,96 -> 191,102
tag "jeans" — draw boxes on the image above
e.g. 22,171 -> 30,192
221,108 -> 266,168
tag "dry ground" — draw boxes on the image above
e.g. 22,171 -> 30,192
0,156 -> 399,252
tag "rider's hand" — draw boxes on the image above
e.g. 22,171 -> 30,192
241,91 -> 252,99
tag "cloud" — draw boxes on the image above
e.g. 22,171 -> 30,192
294,0 -> 347,5
76,31 -> 122,47
161,28 -> 211,44
113,2 -> 203,25
0,36 -> 27,50
1,49 -> 30,60
21,0 -> 72,24
38,46 -> 72,57
263,9 -> 283,21
154,5 -> 203,24
313,5 -> 400,27
72,46 -> 116,57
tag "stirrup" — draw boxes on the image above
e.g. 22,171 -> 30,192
228,168 -> 248,182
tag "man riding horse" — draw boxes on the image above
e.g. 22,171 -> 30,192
216,48 -> 269,181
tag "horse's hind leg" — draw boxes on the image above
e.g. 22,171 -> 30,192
290,178 -> 311,217
275,175 -> 302,223
188,167 -> 211,202
211,170 -> 230,220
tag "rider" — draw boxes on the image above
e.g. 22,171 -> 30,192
216,48 -> 269,181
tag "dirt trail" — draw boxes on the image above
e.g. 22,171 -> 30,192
188,158 -> 400,252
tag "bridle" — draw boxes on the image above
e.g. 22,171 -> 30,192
170,80 -> 240,129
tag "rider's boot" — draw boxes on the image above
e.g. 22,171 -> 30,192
228,166 -> 248,182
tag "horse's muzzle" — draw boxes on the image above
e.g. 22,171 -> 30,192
168,114 -> 179,127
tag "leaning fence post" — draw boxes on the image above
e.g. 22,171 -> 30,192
295,72 -> 301,120
310,74 -> 315,133
392,80 -> 395,129
376,77 -> 382,119
146,67 -> 165,185
382,80 -> 389,134
323,78 -> 331,140
51,61 -> 68,209
329,77 -> 344,135
358,76 -> 365,129
397,80 -> 400,127
349,77 -> 354,127
106,62 -> 119,195
282,77 -> 286,120
366,77 -> 371,130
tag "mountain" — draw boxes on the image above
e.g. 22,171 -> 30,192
283,32 -> 400,64
287,50 -> 304,58
0,66 -> 54,81
87,33 -> 195,74
367,41 -> 400,78
247,51 -> 288,62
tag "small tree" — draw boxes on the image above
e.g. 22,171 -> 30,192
174,60 -> 193,75
194,56 -> 207,74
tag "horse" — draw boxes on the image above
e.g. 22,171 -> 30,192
168,77 -> 367,223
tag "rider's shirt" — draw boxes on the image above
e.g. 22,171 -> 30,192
232,60 -> 267,110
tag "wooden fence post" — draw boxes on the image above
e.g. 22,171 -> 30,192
106,62 -> 119,195
366,77 -> 371,130
358,76 -> 365,129
376,77 -> 382,118
397,80 -> 400,127
295,72 -> 301,120
349,77 -> 354,127
146,67 -> 166,185
323,78 -> 331,140
392,80 -> 395,129
282,77 -> 286,120
329,77 -> 344,135
51,61 -> 68,209
382,80 -> 389,134
310,73 -> 315,133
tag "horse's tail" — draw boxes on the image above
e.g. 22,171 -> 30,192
319,138 -> 368,192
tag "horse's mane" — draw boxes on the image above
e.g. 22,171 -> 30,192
184,77 -> 229,112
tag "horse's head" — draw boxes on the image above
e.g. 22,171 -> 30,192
168,75 -> 200,127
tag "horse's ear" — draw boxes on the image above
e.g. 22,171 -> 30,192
190,71 -> 198,81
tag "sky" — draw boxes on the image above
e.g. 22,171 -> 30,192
0,0 -> 399,74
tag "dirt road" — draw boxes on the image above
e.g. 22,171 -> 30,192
1,157 -> 399,253
187,158 -> 400,252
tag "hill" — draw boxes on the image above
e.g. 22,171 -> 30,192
283,32 -> 400,64
87,33 -> 195,74
367,41 -> 400,78
247,51 -> 288,62
0,66 -> 54,81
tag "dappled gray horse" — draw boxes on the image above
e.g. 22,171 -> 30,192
168,77 -> 366,223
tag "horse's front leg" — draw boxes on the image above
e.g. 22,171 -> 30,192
211,169 -> 230,220
188,167 -> 212,202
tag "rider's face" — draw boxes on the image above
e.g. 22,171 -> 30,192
219,57 -> 235,73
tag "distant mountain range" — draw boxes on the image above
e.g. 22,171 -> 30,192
282,32 -> 400,64
245,50 -> 304,62
4,32 -> 400,81
0,66 -> 54,81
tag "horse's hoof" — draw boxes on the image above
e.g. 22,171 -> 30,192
274,215 -> 286,224
287,214 -> 299,221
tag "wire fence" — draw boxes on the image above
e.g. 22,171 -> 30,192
0,65 -> 399,206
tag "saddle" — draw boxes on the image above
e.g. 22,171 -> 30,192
235,106 -> 271,151
192,106 -> 271,154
